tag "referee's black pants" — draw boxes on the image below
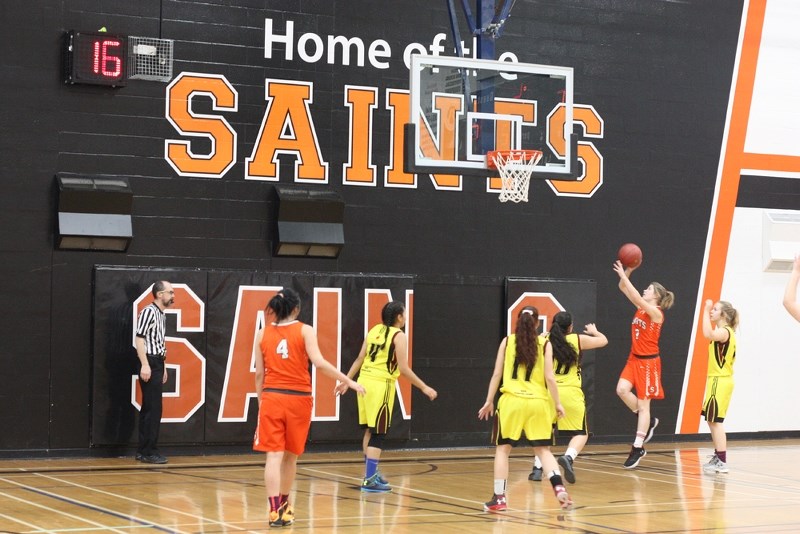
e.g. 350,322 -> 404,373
138,356 -> 164,457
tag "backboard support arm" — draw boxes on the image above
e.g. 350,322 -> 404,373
446,0 -> 517,44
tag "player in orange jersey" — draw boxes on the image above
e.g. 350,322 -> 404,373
253,287 -> 365,528
613,260 -> 674,469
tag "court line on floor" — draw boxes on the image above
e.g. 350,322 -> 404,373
33,473 -> 265,534
580,454 -> 800,496
303,453 -> 797,525
0,507 -> 49,534
0,488 -> 132,534
298,462 -> 587,525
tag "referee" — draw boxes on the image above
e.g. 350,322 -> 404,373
134,280 -> 174,464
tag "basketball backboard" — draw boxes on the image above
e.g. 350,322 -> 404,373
405,55 -> 578,178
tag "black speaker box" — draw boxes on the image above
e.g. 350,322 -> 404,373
56,175 -> 133,252
274,186 -> 344,258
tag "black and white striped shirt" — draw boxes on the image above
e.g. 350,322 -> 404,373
136,302 -> 166,357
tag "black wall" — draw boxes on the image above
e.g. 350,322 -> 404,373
0,0 -> 743,453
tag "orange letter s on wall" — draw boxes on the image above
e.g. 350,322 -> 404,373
218,286 -> 281,422
165,72 -> 238,178
546,104 -> 604,197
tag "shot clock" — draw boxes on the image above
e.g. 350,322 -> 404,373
64,31 -> 128,87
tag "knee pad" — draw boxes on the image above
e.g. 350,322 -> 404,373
368,433 -> 385,449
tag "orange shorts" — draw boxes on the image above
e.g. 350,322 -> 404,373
619,354 -> 664,400
253,391 -> 313,455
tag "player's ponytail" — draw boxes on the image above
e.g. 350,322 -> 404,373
652,282 -> 675,310
550,311 -> 579,368
368,301 -> 405,362
514,306 -> 540,371
381,301 -> 405,327
719,300 -> 739,330
266,287 -> 301,322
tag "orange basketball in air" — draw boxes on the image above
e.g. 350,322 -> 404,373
618,243 -> 643,269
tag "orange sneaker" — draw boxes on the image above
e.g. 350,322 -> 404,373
269,502 -> 294,527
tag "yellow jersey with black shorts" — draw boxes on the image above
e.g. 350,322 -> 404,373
357,324 -> 401,434
492,334 -> 556,446
551,333 -> 588,435
701,326 -> 736,422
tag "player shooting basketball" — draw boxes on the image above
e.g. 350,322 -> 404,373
613,258 -> 674,469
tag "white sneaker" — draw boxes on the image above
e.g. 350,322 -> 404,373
702,454 -> 729,474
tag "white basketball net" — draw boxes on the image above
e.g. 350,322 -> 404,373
493,150 -> 543,203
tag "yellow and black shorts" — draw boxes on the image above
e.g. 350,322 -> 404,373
357,375 -> 397,434
555,385 -> 588,435
701,376 -> 734,423
492,393 -> 555,447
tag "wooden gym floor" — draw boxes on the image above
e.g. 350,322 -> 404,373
1,440 -> 799,533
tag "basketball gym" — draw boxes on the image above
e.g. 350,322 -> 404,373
2,0 -> 800,531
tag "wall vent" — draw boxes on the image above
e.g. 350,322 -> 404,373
762,210 -> 800,272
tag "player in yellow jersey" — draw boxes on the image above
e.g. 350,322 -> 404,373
529,311 -> 608,483
336,301 -> 437,493
700,299 -> 739,473
479,306 -> 572,512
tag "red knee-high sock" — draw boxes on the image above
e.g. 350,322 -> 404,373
269,496 -> 281,512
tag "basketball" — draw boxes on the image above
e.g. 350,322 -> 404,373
618,243 -> 643,269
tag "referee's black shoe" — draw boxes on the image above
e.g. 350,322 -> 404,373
139,454 -> 168,464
